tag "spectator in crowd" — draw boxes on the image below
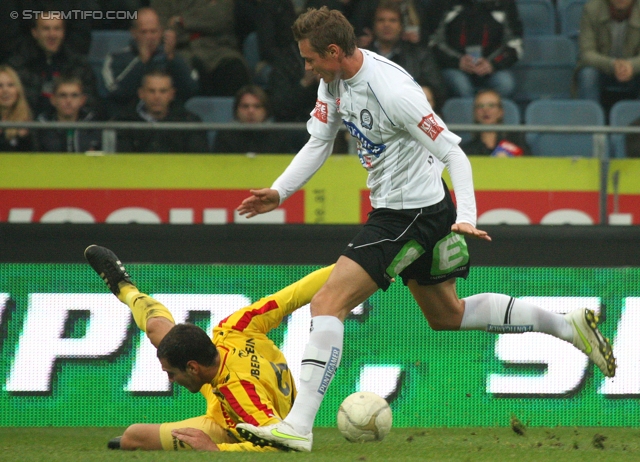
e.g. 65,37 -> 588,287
8,15 -> 98,117
461,89 -> 530,156
367,0 -> 447,111
115,69 -> 208,153
576,0 -> 640,112
36,76 -> 102,152
19,0 -> 99,56
151,0 -> 251,97
0,65 -> 35,152
214,85 -> 293,153
430,0 -> 523,98
351,0 -> 451,48
102,7 -> 198,118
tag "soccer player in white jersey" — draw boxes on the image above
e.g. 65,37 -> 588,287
236,7 -> 616,452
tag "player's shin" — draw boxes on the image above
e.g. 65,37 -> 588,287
460,293 -> 573,341
284,315 -> 344,434
125,292 -> 175,333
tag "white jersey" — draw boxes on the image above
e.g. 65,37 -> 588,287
271,49 -> 477,225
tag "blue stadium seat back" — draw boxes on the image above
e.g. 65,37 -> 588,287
185,96 -> 235,149
89,30 -> 131,62
609,100 -> 640,158
516,0 -> 556,36
442,97 -> 521,144
524,99 -> 606,157
512,36 -> 577,103
559,0 -> 587,40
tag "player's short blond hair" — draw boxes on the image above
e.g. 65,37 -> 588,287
292,6 -> 356,57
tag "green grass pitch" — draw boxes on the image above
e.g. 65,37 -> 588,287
1,427 -> 640,461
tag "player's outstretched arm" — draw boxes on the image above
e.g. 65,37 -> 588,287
237,188 -> 280,218
451,222 -> 492,241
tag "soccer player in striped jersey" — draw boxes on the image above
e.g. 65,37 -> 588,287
84,244 -> 332,452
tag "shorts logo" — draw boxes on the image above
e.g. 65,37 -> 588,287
431,232 -> 469,276
336,98 -> 340,111
313,100 -> 328,123
360,109 -> 373,129
418,113 -> 443,141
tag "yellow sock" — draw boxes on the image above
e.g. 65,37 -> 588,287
119,283 -> 175,332
118,283 -> 139,304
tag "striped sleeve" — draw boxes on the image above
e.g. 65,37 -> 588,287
217,265 -> 334,334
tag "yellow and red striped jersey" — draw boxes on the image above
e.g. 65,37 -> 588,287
200,265 -> 333,452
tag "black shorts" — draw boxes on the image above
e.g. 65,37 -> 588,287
342,184 -> 470,291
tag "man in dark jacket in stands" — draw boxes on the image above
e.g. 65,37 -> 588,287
103,7 -> 198,118
8,15 -> 98,117
429,0 -> 523,98
116,69 -> 208,153
37,76 -> 102,152
368,0 -> 447,111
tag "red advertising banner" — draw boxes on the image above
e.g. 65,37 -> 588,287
0,189 -> 304,224
360,191 -> 640,225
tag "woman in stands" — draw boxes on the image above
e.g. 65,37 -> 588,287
0,65 -> 34,152
461,89 -> 530,157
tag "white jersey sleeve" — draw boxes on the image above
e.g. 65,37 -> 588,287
271,136 -> 334,204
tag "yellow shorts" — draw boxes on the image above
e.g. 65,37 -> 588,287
159,415 -> 236,451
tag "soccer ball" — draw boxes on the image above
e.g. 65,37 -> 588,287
337,391 -> 392,442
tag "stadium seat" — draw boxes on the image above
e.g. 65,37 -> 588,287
185,96 -> 235,149
516,0 -> 557,36
558,0 -> 587,42
524,99 -> 606,157
88,30 -> 131,63
511,36 -> 577,104
441,97 -> 521,144
608,100 -> 640,158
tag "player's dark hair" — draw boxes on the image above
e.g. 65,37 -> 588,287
156,323 -> 218,371
292,7 -> 356,57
